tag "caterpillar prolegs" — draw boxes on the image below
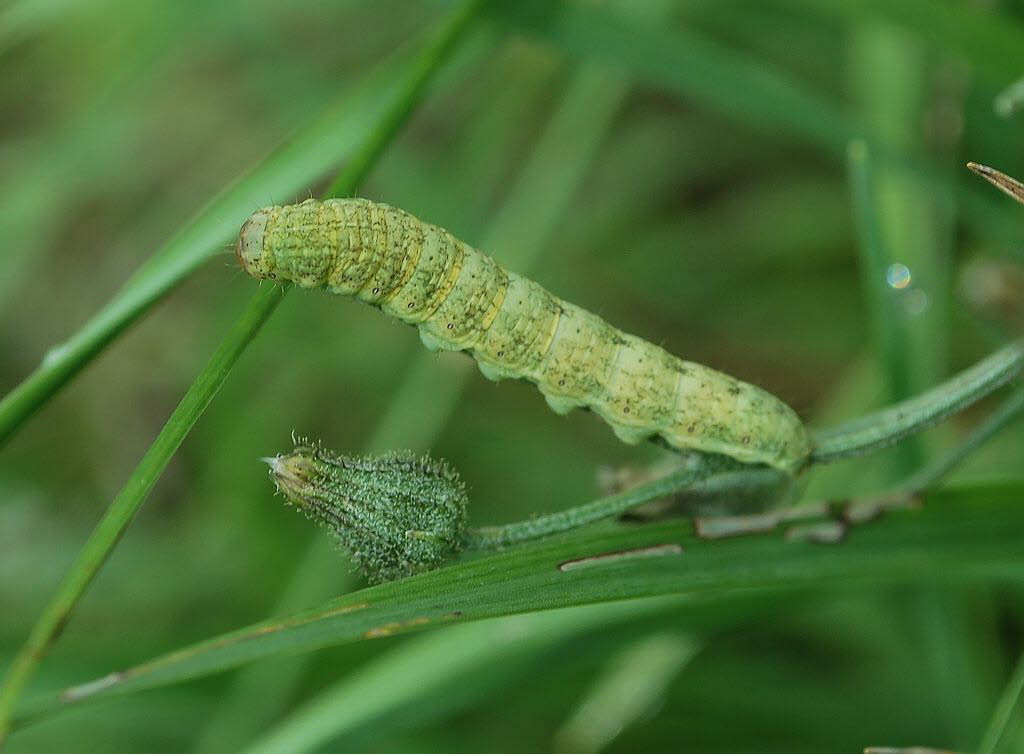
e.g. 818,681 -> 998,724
237,198 -> 811,473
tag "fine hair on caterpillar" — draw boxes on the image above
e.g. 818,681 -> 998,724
237,197 -> 811,473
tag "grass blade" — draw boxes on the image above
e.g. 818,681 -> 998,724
774,0 -> 1024,85
978,650 -> 1024,754
811,339 -> 1024,463
503,1 -> 853,151
552,633 -> 698,754
847,140 -> 914,419
0,283 -> 286,742
905,386 -> 1024,492
18,480 -> 1024,727
502,2 -> 1020,246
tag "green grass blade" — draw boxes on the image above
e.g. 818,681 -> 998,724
503,1 -> 854,152
0,283 -> 286,742
848,19 -> 956,476
811,339 -> 1024,463
978,650 -> 1024,754
0,4 -> 480,448
906,386 -> 1024,492
774,0 -> 1024,85
552,633 -> 698,754
502,2 -> 1020,246
19,481 -> 1024,727
0,1 -> 485,741
847,140 -> 914,419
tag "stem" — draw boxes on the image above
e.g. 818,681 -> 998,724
463,456 -> 737,550
810,339 -> 1024,464
0,2 -> 484,741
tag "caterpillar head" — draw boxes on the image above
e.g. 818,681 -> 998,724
237,200 -> 337,288
264,440 -> 469,584
236,210 -> 274,278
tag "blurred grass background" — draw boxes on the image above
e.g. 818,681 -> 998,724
2,0 -> 1024,751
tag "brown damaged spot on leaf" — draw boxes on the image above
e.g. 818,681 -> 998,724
363,611 -> 462,639
558,543 -> 683,572
60,672 -> 125,703
249,602 -> 371,638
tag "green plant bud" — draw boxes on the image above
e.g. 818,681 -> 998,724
264,442 -> 468,584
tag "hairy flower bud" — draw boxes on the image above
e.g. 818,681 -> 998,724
265,441 -> 468,584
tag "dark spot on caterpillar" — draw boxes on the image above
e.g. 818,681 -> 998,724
373,287 -> 380,294
497,351 -> 504,356
688,424 -> 696,433
447,323 -> 454,330
623,407 -> 630,414
558,379 -> 565,386
728,386 -> 741,396
742,436 -> 751,445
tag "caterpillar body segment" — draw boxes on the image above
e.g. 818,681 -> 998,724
237,198 -> 811,474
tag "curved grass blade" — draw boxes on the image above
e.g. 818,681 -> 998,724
0,2 -> 483,448
17,480 -> 1024,729
0,1 -> 486,741
904,386 -> 1024,492
811,339 -> 1024,464
0,283 -> 286,743
847,140 -> 915,422
773,0 -> 1024,85
502,2 -> 1020,245
552,633 -> 698,754
978,650 -> 1024,754
503,1 -> 854,152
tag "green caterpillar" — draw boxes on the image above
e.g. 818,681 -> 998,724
237,198 -> 811,473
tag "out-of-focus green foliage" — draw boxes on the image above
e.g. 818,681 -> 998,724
3,0 -> 1024,752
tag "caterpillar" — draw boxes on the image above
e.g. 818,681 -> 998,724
237,198 -> 811,473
